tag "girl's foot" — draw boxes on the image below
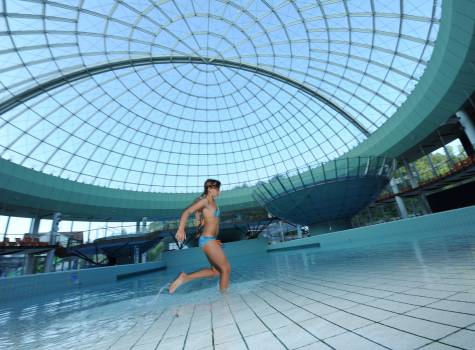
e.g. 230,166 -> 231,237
169,272 -> 187,294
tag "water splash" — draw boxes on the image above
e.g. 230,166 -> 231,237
152,282 -> 171,304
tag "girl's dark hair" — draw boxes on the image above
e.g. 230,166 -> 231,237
193,179 -> 221,205
202,178 -> 221,196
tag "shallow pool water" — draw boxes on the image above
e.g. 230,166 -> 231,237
2,232 -> 475,349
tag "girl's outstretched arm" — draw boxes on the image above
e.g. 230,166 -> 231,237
175,198 -> 206,241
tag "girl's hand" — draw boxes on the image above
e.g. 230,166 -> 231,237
175,229 -> 186,242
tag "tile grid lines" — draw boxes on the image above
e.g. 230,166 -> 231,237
409,307 -> 475,349
146,250 -> 474,350
275,276 -> 456,328
264,277 -> 475,348
413,324 -> 475,350
275,277 -> 421,316
114,309 -> 167,350
151,308 -> 186,350
323,264 -> 475,284
292,278 -> 420,304
343,273 -> 475,291
103,316 -> 141,350
219,295 -> 251,349
249,288 -> 347,349
238,292 -> 299,350
286,274 -> 465,311
232,262 -> 432,348
284,274 -> 475,320
217,269 -> 262,349
254,284 -> 391,350
140,264 -> 473,349
261,281 -> 473,349
273,272 -> 378,288
285,274 -> 420,298
292,268 -> 475,294
210,299 -> 216,349
180,304 -> 197,350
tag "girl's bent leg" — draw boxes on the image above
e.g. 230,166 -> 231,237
185,267 -> 220,281
168,267 -> 220,294
203,241 -> 231,291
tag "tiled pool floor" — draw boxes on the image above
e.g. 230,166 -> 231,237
2,233 -> 475,350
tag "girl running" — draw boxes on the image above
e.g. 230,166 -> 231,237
168,179 -> 231,293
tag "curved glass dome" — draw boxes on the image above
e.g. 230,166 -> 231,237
0,0 -> 441,192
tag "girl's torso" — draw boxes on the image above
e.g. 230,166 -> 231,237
199,200 -> 220,237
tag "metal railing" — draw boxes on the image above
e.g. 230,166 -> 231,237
391,154 -> 474,194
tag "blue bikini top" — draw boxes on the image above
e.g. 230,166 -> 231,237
213,205 -> 220,218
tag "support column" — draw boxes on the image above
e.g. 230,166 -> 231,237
87,221 -> 92,243
23,253 -> 35,275
3,216 -> 10,241
456,109 -> 475,150
420,146 -> 438,177
426,153 -> 438,177
23,216 -> 41,275
437,130 -> 455,169
403,158 -> 418,188
104,221 -> 109,238
29,215 -> 40,235
402,159 -> 431,214
296,224 -> 302,239
45,212 -> 61,273
410,161 -> 422,184
134,245 -> 140,264
390,179 -> 408,219
141,217 -> 147,233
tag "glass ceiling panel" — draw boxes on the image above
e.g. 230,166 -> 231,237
0,0 -> 441,192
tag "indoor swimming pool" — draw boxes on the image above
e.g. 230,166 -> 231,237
2,231 -> 475,350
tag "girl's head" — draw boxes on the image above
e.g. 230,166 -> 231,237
203,178 -> 221,198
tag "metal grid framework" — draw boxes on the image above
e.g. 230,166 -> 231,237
252,156 -> 396,205
0,0 -> 441,193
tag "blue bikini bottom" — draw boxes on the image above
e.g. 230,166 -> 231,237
198,235 -> 217,248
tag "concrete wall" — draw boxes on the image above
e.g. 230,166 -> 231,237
268,205 -> 475,252
0,261 -> 165,303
